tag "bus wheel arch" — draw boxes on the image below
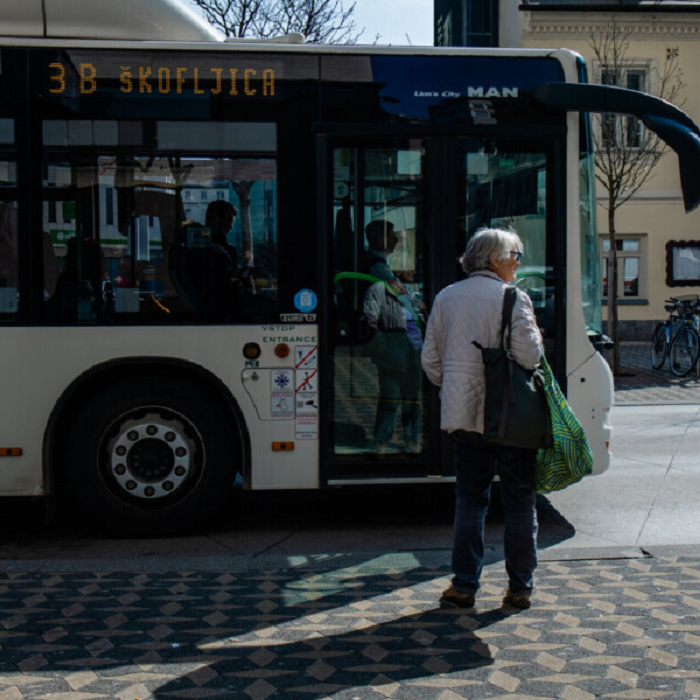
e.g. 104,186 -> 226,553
47,358 -> 250,535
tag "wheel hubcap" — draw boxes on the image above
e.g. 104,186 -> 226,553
106,411 -> 200,500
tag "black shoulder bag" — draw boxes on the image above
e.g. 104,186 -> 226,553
472,286 -> 552,450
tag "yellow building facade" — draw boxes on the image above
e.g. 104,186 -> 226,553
520,5 -> 700,339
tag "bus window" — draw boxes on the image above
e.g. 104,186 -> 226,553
42,121 -> 278,324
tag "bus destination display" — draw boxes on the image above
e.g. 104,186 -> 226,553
47,60 -> 276,98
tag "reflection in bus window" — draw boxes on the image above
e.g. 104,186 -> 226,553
331,144 -> 428,463
459,146 -> 554,354
42,124 -> 278,324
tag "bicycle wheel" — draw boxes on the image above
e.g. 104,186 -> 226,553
650,322 -> 669,370
670,327 -> 700,377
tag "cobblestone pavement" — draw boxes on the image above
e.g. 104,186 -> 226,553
2,556 -> 700,700
607,342 -> 700,406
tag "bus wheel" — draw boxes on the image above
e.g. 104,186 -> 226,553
66,376 -> 237,536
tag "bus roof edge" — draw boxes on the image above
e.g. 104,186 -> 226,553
224,33 -> 307,44
0,0 -> 224,42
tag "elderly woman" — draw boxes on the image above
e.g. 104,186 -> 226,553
421,227 -> 543,610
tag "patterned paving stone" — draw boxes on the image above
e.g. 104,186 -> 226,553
2,557 -> 700,699
609,342 -> 700,405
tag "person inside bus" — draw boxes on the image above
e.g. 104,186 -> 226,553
53,228 -> 107,321
206,199 -> 239,272
206,198 -> 259,296
362,220 -> 424,458
421,227 -> 543,611
169,201 -> 241,320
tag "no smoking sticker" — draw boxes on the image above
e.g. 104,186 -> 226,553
295,345 -> 318,369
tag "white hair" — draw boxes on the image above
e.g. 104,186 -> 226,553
460,227 -> 523,274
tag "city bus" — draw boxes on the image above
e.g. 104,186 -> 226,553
1,0 -> 699,535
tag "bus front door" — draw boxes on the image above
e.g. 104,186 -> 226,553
324,140 -> 443,482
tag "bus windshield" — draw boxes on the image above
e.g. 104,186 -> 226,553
580,150 -> 602,337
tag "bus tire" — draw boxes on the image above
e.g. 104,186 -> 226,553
65,375 -> 238,536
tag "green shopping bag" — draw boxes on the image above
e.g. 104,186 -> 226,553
535,356 -> 594,493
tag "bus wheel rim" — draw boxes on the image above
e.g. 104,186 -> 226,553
104,410 -> 203,501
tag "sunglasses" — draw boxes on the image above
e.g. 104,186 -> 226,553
509,250 -> 523,262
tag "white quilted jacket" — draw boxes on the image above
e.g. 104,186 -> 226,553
421,270 -> 544,435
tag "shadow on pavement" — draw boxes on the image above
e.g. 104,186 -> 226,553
0,566 -> 536,699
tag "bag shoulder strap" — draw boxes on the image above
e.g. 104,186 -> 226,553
500,286 -> 517,350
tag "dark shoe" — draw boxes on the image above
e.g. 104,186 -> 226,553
503,590 -> 532,609
440,585 -> 475,608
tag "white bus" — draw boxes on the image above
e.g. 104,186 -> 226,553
1,0 -> 698,535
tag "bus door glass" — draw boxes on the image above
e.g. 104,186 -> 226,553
455,140 -> 558,361
328,141 -> 432,478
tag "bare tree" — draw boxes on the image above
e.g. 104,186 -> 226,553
190,0 -> 362,43
588,17 -> 684,376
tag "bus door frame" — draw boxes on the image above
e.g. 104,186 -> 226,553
315,127 -> 568,488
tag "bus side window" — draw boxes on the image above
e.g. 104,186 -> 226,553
0,201 -> 19,318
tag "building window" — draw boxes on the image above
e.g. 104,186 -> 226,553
666,240 -> 700,287
601,236 -> 644,299
625,70 -> 645,147
601,69 -> 646,149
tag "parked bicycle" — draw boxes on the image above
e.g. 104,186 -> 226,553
651,296 -> 700,377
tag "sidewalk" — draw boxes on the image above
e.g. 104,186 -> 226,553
607,341 -> 700,405
2,555 -> 700,699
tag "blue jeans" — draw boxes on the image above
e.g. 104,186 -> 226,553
451,431 -> 538,597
